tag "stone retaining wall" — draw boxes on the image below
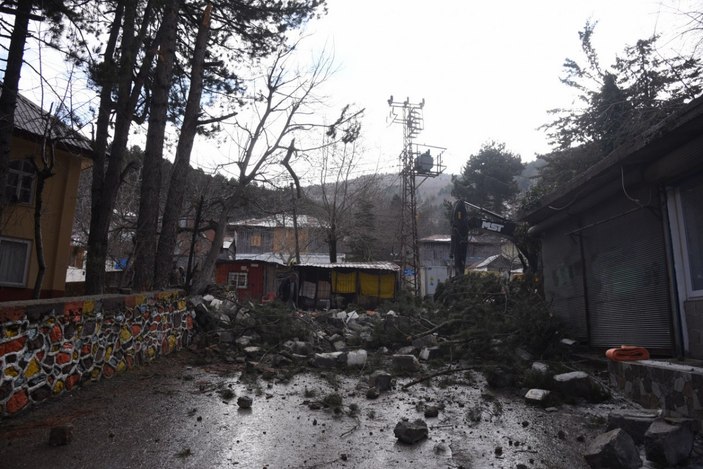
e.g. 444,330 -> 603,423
609,360 -> 703,426
0,290 -> 195,417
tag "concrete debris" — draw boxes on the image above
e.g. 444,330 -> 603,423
393,418 -> 428,444
412,334 -> 437,349
524,388 -> 551,405
644,419 -> 694,466
531,361 -> 549,374
346,349 -> 368,367
237,396 -> 253,409
368,371 -> 392,392
314,352 -> 345,368
606,409 -> 659,444
392,354 -> 421,373
553,371 -> 605,402
583,428 -> 642,469
419,346 -> 442,361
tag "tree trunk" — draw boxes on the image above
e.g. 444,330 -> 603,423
132,0 -> 179,291
328,225 -> 337,263
84,0 -> 132,294
190,203 -> 227,295
85,0 -> 159,293
0,0 -> 32,230
154,3 -> 212,288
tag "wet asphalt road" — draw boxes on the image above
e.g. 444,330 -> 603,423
0,350 -> 694,469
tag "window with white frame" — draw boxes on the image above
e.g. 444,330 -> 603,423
677,173 -> 703,294
0,237 -> 31,287
227,272 -> 248,289
5,159 -> 35,204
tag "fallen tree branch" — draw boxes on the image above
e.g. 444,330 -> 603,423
402,366 -> 478,389
407,319 -> 468,342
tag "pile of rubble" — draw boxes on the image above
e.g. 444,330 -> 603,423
186,281 -> 701,466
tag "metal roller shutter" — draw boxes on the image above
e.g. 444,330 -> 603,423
582,207 -> 673,351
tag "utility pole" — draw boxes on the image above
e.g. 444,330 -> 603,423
388,96 -> 445,296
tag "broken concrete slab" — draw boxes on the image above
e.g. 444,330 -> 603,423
419,346 -> 442,361
313,352 -> 346,368
583,428 -> 642,469
531,361 -> 549,374
396,346 -> 416,355
412,334 -> 437,349
394,418 -> 428,444
369,371 -> 392,392
392,354 -> 421,373
346,349 -> 367,367
644,419 -> 694,466
524,389 -> 551,405
606,409 -> 659,444
553,371 -> 605,401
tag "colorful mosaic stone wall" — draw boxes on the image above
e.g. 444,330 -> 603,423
0,291 -> 194,417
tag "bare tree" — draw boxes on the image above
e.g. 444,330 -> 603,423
188,44 -> 350,294
306,128 -> 375,263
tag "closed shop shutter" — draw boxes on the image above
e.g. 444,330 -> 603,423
582,206 -> 672,351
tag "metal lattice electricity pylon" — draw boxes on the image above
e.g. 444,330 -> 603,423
388,96 -> 445,296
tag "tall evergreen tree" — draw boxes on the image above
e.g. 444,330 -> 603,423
451,141 -> 524,215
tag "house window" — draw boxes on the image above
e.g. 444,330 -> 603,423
0,237 -> 31,287
228,272 -> 248,289
678,175 -> 703,293
5,159 -> 35,204
250,233 -> 262,247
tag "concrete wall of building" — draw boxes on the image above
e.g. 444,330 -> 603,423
0,290 -> 194,417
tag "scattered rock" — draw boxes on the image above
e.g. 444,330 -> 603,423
531,361 -> 549,374
346,349 -> 368,367
433,442 -> 448,455
366,387 -> 379,399
393,418 -> 428,444
412,334 -> 437,349
553,371 -> 605,402
314,352 -> 345,368
644,419 -> 694,466
485,367 -> 515,388
424,406 -> 439,418
243,346 -> 262,358
48,425 -> 74,446
584,428 -> 642,469
392,354 -> 421,373
419,346 -> 442,361
368,371 -> 392,392
237,396 -> 253,409
524,389 -> 551,405
606,409 -> 659,444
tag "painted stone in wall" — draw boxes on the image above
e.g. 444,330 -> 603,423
0,291 -> 195,417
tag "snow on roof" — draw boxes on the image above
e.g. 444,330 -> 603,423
229,214 -> 324,229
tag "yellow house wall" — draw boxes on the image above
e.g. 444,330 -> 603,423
1,137 -> 84,294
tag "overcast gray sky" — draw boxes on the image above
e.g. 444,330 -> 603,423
284,0 -> 700,178
10,0 -> 702,181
